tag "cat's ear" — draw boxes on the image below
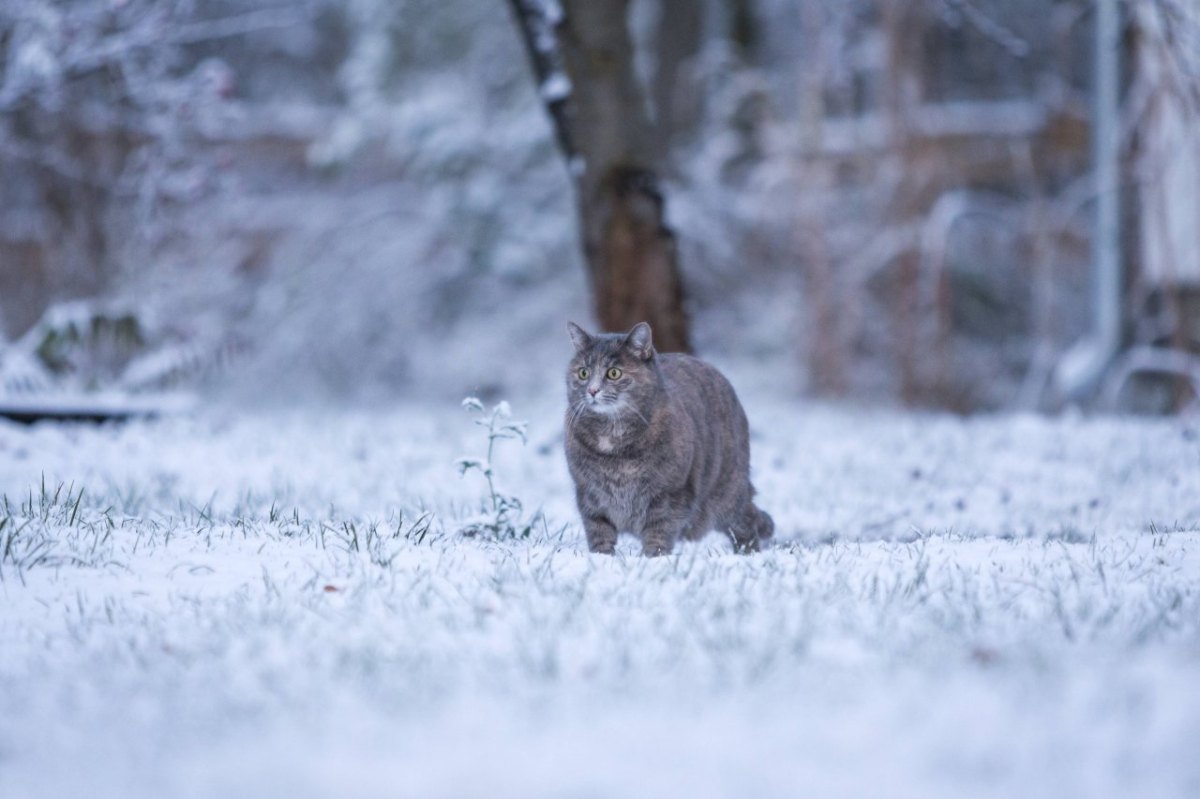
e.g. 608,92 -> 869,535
567,321 -> 593,353
623,322 -> 654,360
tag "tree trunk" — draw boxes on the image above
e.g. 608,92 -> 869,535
727,0 -> 759,65
653,0 -> 703,159
509,0 -> 691,351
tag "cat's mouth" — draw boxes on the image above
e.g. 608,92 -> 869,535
585,394 -> 622,414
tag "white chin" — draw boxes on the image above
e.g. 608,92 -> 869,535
590,401 -> 622,415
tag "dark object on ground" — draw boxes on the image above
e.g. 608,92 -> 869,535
0,394 -> 193,425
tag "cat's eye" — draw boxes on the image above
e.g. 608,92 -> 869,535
577,367 -> 589,380
606,367 -> 622,380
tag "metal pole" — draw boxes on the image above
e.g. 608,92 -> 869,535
1055,0 -> 1122,403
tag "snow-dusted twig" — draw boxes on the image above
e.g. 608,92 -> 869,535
0,4 -> 310,114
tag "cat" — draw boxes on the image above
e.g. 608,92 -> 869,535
564,321 -> 774,556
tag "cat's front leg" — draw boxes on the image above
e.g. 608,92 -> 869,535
582,513 -> 619,555
640,493 -> 692,557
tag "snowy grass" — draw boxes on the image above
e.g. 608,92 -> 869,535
0,397 -> 1198,798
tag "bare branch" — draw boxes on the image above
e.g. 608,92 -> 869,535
67,7 -> 312,73
0,6 -> 310,114
937,0 -> 1031,59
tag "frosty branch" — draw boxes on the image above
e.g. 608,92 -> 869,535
504,0 -> 579,167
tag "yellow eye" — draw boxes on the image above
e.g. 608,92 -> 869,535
577,367 -> 589,380
606,367 -> 622,380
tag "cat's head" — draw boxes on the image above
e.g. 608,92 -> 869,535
565,321 -> 659,418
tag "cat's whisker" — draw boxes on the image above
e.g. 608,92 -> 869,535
569,399 -> 587,429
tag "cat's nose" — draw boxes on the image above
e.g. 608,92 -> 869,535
587,385 -> 599,396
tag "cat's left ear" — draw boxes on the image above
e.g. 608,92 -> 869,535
623,322 -> 654,360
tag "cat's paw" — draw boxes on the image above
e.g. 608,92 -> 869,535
732,537 -> 762,555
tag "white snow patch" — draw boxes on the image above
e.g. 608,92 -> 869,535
539,72 -> 571,103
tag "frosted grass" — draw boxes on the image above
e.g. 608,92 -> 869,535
1,399 -> 1198,798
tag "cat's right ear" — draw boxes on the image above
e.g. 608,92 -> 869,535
567,321 -> 593,353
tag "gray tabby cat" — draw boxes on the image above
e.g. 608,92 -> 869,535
564,321 -> 774,556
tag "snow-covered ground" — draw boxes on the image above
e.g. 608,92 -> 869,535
1,394 -> 1198,798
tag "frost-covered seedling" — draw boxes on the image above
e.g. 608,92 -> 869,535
455,397 -> 539,540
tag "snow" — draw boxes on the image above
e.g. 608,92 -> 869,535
0,391 -> 196,422
539,72 -> 571,103
0,395 -> 1198,798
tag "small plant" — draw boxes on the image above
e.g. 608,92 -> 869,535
0,479 -> 116,584
455,397 -> 538,540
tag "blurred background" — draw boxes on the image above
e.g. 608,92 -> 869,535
0,0 -> 1197,413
